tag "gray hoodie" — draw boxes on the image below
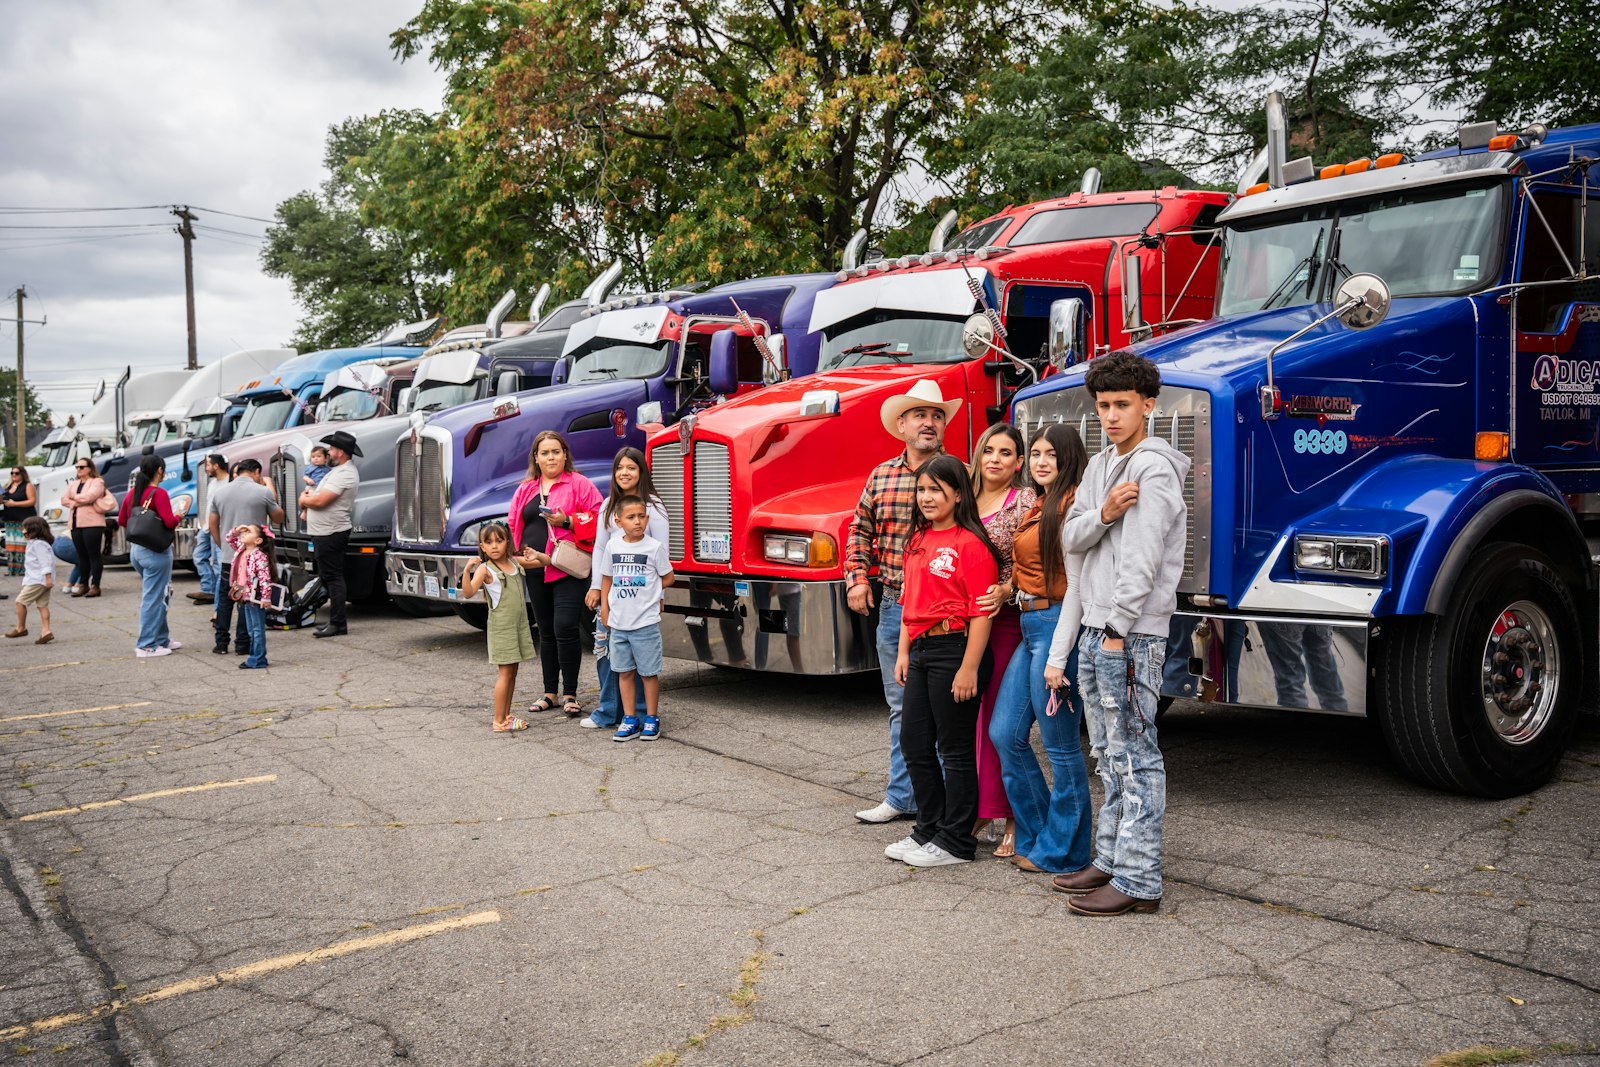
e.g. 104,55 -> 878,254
1061,436 -> 1190,638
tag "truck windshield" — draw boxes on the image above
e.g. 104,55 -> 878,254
236,396 -> 294,438
567,340 -> 671,383
42,442 -> 72,467
132,420 -> 162,446
412,380 -> 484,412
818,313 -> 969,371
186,414 -> 220,439
321,387 -> 381,421
949,217 -> 1012,250
1218,180 -> 1506,317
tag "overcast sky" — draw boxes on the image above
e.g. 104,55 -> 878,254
1,0 -> 447,420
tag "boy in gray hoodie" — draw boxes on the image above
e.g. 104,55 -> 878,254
1050,351 -> 1189,916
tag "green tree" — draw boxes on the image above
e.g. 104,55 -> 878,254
262,117 -> 449,352
1357,0 -> 1600,130
1,368 -> 50,460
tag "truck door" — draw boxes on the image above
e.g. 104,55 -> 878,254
1512,187 -> 1600,467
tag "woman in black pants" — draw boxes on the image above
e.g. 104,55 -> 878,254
61,457 -> 110,597
508,430 -> 603,718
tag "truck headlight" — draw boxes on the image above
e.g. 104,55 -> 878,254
1294,535 -> 1386,578
763,532 -> 838,567
460,520 -> 490,547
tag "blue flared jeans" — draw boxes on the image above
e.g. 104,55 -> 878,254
129,544 -> 172,651
989,605 -> 1092,874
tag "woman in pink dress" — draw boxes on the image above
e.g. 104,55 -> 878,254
969,424 -> 1034,856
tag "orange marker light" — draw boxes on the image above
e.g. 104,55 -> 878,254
1487,134 -> 1524,151
1474,432 -> 1510,461
1374,153 -> 1405,169
1341,158 -> 1372,176
1319,164 -> 1343,180
1245,182 -> 1269,196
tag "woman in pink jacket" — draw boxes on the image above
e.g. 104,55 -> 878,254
508,430 -> 602,718
61,457 -> 110,597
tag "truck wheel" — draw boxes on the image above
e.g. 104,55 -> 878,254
453,604 -> 488,631
1373,542 -> 1580,798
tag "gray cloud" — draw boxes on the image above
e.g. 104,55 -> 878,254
0,0 -> 446,420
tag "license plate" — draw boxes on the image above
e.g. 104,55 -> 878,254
424,576 -> 440,598
697,532 -> 731,562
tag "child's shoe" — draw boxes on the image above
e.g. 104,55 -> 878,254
613,716 -> 642,742
640,715 -> 661,741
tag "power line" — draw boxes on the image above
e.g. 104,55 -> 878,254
190,205 -> 276,224
0,222 -> 173,230
0,204 -> 171,214
192,223 -> 267,240
0,232 -> 163,251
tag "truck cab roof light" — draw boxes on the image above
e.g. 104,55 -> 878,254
1244,182 -> 1270,196
1319,164 -> 1342,180
1341,158 -> 1372,175
1487,134 -> 1526,151
1374,152 -> 1407,169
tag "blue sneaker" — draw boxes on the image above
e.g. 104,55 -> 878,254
640,716 -> 660,741
613,716 -> 642,742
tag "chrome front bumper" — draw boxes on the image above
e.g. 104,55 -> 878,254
1164,611 -> 1368,716
385,549 -> 475,603
660,576 -> 878,675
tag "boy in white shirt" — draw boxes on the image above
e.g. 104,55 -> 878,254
6,517 -> 56,644
599,496 -> 675,742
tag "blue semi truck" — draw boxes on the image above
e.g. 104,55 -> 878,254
1011,113 -> 1600,797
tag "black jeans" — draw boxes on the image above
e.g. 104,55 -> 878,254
313,529 -> 350,628
902,632 -> 993,860
527,570 -> 586,697
213,573 -> 250,651
71,525 -> 104,589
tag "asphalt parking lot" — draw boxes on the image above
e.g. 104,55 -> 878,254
2,568 -> 1597,1067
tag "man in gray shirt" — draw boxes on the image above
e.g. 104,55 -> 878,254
208,458 -> 284,654
299,430 -> 360,638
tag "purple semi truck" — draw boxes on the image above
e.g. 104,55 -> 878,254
385,272 -> 840,628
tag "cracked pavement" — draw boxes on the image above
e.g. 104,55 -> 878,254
1,571 -> 1597,1066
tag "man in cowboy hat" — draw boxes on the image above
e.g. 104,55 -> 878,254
299,430 -> 362,637
846,379 -> 963,823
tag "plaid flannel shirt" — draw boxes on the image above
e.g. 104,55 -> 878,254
846,450 -> 940,604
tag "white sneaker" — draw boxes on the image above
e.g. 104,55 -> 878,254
903,842 -> 970,868
855,801 -> 911,824
165,639 -> 183,651
136,646 -> 173,659
579,717 -> 603,730
884,836 -> 922,861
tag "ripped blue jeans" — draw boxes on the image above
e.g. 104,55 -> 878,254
1078,627 -> 1167,900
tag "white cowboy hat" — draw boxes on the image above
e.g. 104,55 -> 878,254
880,379 -> 963,437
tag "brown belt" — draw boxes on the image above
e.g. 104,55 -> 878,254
1015,596 -> 1054,612
920,620 -> 963,639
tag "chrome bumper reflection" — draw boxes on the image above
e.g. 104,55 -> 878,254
660,577 -> 877,675
1163,611 -> 1368,716
385,549 -> 475,603
171,521 -> 197,561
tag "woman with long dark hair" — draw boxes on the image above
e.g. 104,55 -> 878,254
989,423 -> 1093,874
884,454 -> 1002,868
61,456 -> 110,597
508,430 -> 603,717
583,447 -> 668,730
3,465 -> 38,595
118,455 -> 182,657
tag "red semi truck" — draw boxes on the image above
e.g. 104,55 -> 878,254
645,181 -> 1229,673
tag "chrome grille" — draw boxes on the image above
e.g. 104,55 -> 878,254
692,442 -> 732,563
394,437 -> 418,542
419,435 -> 445,542
1015,386 -> 1211,592
651,442 -> 685,560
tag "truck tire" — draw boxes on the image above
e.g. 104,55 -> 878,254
453,604 -> 488,631
1373,542 -> 1580,798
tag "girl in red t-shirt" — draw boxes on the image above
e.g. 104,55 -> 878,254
887,455 -> 1002,868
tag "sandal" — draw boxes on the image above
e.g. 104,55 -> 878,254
562,696 -> 582,718
3,628 -> 26,639
528,695 -> 558,713
493,716 -> 530,732
994,821 -> 1017,859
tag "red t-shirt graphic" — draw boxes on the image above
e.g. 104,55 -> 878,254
900,526 -> 999,642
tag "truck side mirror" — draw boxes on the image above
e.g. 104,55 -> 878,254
709,330 -> 739,395
1334,273 -> 1391,330
1047,298 -> 1087,369
762,334 -> 787,384
551,357 -> 570,387
1121,250 -> 1148,340
495,370 -> 520,397
397,386 -> 418,414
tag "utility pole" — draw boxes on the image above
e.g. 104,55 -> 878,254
8,287 -> 46,463
172,206 -> 198,370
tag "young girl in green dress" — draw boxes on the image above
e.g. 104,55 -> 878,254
462,522 -> 536,732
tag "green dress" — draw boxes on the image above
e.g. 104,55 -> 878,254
485,561 -> 536,665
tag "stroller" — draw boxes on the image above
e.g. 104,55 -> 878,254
266,575 -> 328,630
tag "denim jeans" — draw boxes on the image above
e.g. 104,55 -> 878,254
874,596 -> 916,814
591,619 -> 647,727
989,605 -> 1092,874
241,602 -> 268,667
129,544 -> 172,651
213,566 -> 249,651
1078,627 -> 1167,900
194,528 -> 219,596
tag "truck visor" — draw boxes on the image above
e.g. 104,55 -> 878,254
808,268 -> 987,334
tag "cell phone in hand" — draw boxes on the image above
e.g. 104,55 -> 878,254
537,505 -> 555,516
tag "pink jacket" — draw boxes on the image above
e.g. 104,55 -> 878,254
228,540 -> 274,603
507,470 -> 602,584
61,477 -> 108,529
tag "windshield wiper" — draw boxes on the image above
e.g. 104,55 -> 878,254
837,341 -> 911,366
1260,228 -> 1326,311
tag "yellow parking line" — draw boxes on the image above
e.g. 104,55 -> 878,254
0,660 -> 88,673
13,774 -> 278,822
0,910 -> 501,1042
0,701 -> 154,724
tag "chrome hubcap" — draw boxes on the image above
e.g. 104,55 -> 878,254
1479,600 -> 1557,745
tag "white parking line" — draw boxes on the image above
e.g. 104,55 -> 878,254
12,774 -> 278,822
0,701 -> 154,724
